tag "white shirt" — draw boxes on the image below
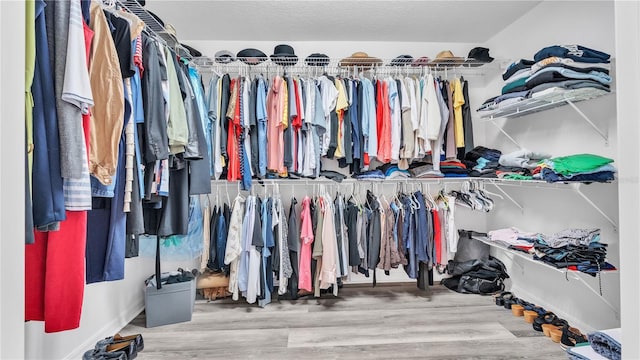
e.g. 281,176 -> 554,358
425,74 -> 443,141
317,76 -> 338,155
224,196 -> 246,301
245,197 -> 261,304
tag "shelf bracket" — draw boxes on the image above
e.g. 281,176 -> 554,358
565,100 -> 609,145
490,183 -> 524,213
489,120 -> 524,149
570,183 -> 618,231
564,271 -> 620,319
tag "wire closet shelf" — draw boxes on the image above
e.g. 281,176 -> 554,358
192,56 -> 504,78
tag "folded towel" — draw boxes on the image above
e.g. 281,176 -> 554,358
567,343 -> 609,360
588,328 -> 621,360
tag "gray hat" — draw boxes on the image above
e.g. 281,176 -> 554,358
215,50 -> 235,64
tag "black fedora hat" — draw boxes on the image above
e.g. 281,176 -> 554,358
465,47 -> 494,67
270,44 -> 298,66
236,48 -> 268,65
305,53 -> 330,66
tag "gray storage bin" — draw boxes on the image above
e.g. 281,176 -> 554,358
144,278 -> 196,328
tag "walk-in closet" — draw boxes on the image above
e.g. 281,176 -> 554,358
1,0 -> 639,359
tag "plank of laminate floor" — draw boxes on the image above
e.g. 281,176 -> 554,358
287,322 -> 515,348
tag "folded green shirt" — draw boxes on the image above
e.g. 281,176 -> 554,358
550,153 -> 614,175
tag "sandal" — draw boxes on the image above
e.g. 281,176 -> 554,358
533,312 -> 556,332
493,291 -> 511,307
543,318 -> 568,338
560,324 -> 589,349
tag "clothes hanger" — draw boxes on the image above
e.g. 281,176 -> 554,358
101,0 -> 116,9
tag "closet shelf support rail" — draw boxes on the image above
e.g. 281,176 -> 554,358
489,120 -> 523,149
488,183 -> 524,212
570,183 -> 618,231
566,100 -> 609,145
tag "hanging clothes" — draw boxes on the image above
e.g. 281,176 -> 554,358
298,196 -> 314,292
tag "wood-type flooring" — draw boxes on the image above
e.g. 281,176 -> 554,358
121,283 -> 568,359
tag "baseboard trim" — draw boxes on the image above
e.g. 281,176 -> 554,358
64,302 -> 144,360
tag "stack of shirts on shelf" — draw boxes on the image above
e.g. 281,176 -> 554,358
408,161 -> 446,178
477,44 -> 611,115
533,153 -> 616,183
497,149 -> 551,180
377,163 -> 410,179
440,160 -> 470,177
463,146 -> 502,178
533,228 -> 616,275
464,146 -> 548,179
487,227 -> 542,252
484,227 -> 616,276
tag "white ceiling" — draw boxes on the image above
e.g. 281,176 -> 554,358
143,1 -> 542,42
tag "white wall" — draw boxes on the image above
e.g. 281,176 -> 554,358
481,1 -> 619,332
25,259 -> 151,360
0,1 -> 26,359
614,1 -> 640,358
26,257 -> 197,360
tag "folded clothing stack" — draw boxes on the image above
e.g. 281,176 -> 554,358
377,163 -> 410,179
487,227 -> 542,251
440,160 -> 469,177
484,227 -> 616,276
477,44 -> 611,114
355,169 -> 385,180
534,153 -> 616,183
494,149 -> 551,180
464,146 -> 544,179
533,228 -> 616,275
567,328 -> 621,360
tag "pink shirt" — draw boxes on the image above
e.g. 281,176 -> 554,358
266,77 -> 285,172
298,196 -> 314,292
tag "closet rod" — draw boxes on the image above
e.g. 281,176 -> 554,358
194,61 -> 492,77
209,178 -> 484,187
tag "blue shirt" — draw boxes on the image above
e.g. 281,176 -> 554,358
188,67 -> 213,175
256,78 -> 268,176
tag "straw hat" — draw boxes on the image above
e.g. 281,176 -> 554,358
428,50 -> 465,66
339,52 -> 383,67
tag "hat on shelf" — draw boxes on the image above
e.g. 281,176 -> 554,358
465,47 -> 494,67
339,52 -> 383,68
236,48 -> 268,65
411,56 -> 431,67
270,44 -> 298,66
214,50 -> 235,64
428,50 -> 465,67
181,43 -> 202,58
305,53 -> 330,66
164,24 -> 178,37
390,55 -> 414,66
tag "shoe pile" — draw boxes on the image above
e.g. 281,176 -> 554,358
83,333 -> 144,360
493,292 -> 588,349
